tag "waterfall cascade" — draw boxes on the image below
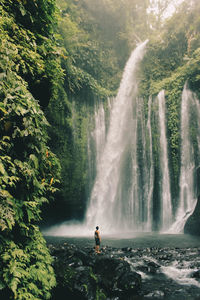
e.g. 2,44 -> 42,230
86,40 -> 152,233
157,90 -> 172,231
44,45 -> 200,237
169,84 -> 200,233
86,79 -> 200,235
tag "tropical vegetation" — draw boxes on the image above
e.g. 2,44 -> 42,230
1,0 -> 200,298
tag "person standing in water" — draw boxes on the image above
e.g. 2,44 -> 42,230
94,226 -> 101,253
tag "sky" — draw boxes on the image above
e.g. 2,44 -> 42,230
148,0 -> 185,19
164,0 -> 184,18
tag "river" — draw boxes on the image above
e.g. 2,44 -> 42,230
45,233 -> 200,299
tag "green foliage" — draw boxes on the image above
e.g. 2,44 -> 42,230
63,62 -> 113,99
56,0 -> 122,94
0,228 -> 56,300
1,0 -> 57,36
43,85 -> 93,221
0,2 -> 64,108
139,0 -> 200,200
56,0 -> 153,96
0,0 -> 61,298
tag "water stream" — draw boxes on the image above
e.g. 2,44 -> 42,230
169,84 -> 200,233
157,90 -> 172,231
86,40 -> 149,233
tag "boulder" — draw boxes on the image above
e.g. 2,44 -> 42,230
73,249 -> 94,267
146,261 -> 160,274
94,255 -> 141,296
144,290 -> 165,298
191,270 -> 200,279
50,243 -> 141,299
52,264 -> 97,300
184,195 -> 200,236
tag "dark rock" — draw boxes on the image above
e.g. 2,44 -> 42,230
136,265 -> 149,273
191,270 -> 200,279
184,195 -> 200,236
122,247 -> 132,252
74,249 -> 94,266
144,290 -> 164,298
146,261 -> 160,274
73,266 -> 97,300
52,263 -> 97,300
94,255 -> 128,290
94,255 -> 141,296
117,271 -> 141,292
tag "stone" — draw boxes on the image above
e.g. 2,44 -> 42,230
73,266 -> 97,300
74,249 -> 94,266
144,290 -> 165,298
94,255 -> 141,296
117,271 -> 141,292
146,261 -> 160,274
184,195 -> 200,236
191,270 -> 200,279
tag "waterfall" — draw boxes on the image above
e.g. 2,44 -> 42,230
93,103 -> 106,164
169,84 -> 199,233
87,102 -> 106,196
43,45 -> 200,237
146,96 -> 154,230
86,40 -> 149,233
157,90 -> 173,231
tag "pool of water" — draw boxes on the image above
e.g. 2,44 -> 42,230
45,232 -> 200,249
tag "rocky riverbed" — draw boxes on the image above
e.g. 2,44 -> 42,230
46,237 -> 200,300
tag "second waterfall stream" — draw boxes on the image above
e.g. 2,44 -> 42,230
86,44 -> 200,235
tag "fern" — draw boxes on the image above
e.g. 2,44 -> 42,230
0,1 -> 61,298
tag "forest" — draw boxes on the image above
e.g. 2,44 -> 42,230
1,0 -> 200,299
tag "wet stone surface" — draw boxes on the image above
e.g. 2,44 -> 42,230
47,239 -> 200,300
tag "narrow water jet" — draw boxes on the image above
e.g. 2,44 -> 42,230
146,96 -> 154,231
157,90 -> 172,231
87,102 -> 106,198
169,84 -> 199,233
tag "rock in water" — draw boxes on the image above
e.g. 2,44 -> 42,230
184,196 -> 200,236
94,255 -> 141,297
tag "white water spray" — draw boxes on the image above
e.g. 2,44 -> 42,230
86,41 -> 149,233
146,96 -> 154,230
169,84 -> 199,233
157,90 -> 172,231
43,46 -> 200,237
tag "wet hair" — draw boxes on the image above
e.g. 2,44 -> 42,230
96,226 -> 99,230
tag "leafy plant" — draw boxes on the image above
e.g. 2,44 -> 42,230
0,1 -> 61,299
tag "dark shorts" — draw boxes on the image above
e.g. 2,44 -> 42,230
95,238 -> 100,246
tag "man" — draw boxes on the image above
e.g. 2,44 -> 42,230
94,226 -> 101,253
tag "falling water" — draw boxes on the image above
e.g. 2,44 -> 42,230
169,84 -> 199,233
43,46 -> 200,237
93,103 -> 106,163
131,96 -> 154,231
157,90 -> 172,231
87,102 -> 106,196
146,96 -> 154,230
86,41 -> 149,233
